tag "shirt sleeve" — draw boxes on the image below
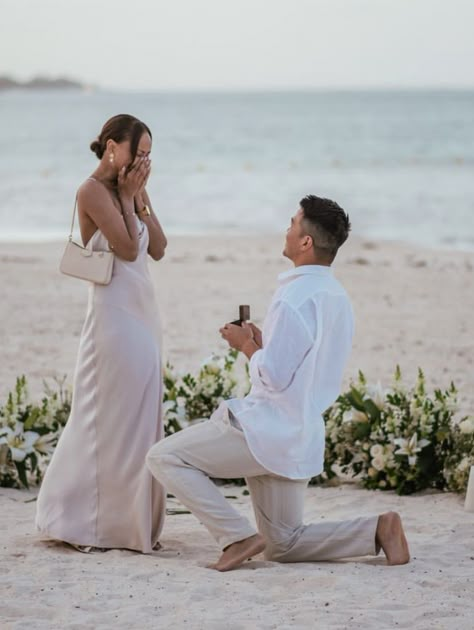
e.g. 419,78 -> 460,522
248,300 -> 315,393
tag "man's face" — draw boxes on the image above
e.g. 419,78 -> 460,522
283,208 -> 305,260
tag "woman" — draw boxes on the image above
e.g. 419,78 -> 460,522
36,114 -> 167,553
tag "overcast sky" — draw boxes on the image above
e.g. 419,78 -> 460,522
2,0 -> 474,90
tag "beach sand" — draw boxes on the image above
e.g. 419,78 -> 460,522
1,235 -> 473,629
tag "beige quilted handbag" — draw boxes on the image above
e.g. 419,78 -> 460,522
60,197 -> 114,285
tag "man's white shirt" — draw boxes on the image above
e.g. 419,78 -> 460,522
226,264 -> 354,480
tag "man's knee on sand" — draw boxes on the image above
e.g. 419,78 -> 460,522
261,533 -> 295,562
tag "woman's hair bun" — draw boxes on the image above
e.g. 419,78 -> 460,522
90,139 -> 103,159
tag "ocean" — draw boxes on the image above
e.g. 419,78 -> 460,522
1,89 -> 473,249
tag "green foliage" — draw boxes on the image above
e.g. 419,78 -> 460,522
320,368 -> 473,495
162,349 -> 250,436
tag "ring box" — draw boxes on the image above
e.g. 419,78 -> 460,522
230,305 -> 250,327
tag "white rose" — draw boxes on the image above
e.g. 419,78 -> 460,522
459,418 -> 474,434
458,457 -> 471,472
370,444 -> 384,458
372,455 -> 386,471
342,410 -> 368,424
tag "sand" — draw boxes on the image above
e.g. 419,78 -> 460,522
1,234 -> 473,629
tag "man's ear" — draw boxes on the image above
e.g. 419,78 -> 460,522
301,235 -> 313,252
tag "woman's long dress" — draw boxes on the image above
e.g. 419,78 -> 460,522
36,220 -> 165,552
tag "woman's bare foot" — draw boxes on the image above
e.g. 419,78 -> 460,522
376,511 -> 410,565
208,534 -> 266,572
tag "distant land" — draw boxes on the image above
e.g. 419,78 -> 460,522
0,76 -> 93,91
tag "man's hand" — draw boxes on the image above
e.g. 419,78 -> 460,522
219,322 -> 259,359
246,322 -> 262,348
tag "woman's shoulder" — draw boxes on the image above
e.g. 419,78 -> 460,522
77,177 -> 107,204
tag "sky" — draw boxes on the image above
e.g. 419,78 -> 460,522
2,0 -> 474,91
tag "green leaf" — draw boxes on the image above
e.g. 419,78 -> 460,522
363,399 -> 381,422
15,461 -> 29,489
347,387 -> 366,411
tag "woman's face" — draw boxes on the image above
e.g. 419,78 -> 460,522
107,133 -> 152,173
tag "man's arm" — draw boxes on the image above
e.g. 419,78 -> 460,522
248,301 -> 314,393
221,301 -> 315,393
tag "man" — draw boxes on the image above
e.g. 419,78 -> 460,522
147,195 -> 410,571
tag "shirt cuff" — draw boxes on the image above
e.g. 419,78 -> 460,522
248,348 -> 264,387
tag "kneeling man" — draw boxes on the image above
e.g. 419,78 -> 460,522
147,195 -> 410,571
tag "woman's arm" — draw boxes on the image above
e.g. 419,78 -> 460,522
135,188 -> 167,261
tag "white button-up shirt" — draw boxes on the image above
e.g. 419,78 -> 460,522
226,265 -> 354,480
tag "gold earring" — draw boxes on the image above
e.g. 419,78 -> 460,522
109,153 -> 114,163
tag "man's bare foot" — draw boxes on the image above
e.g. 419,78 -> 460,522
376,511 -> 410,565
208,534 -> 266,572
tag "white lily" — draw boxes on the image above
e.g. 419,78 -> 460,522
0,423 -> 39,462
366,382 -> 386,410
394,434 -> 430,466
162,400 -> 177,414
34,433 -> 57,457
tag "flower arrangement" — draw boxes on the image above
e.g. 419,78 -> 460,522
443,416 -> 474,493
162,349 -> 250,436
1,356 -> 472,496
322,366 -> 472,495
0,376 -> 71,488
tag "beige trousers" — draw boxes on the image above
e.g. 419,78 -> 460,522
146,404 -> 379,561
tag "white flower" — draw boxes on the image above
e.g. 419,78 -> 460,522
459,418 -> 474,434
409,400 -> 422,421
0,423 -> 39,462
433,397 -> 458,414
370,444 -> 384,458
163,400 -> 177,414
366,382 -> 386,410
457,457 -> 471,472
444,396 -> 459,413
163,366 -> 175,380
394,434 -> 430,466
372,455 -> 386,471
342,410 -> 368,424
34,434 -> 56,457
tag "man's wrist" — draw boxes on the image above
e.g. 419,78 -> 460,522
240,338 -> 259,359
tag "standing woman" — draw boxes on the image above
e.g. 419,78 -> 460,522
36,114 -> 167,553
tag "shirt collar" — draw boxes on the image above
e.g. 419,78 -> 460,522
278,265 -> 333,284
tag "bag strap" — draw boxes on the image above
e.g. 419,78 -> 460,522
69,177 -> 114,252
68,196 -> 78,242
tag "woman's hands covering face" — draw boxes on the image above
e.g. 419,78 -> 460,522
118,157 -> 151,199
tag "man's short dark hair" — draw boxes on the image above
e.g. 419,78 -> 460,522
299,195 -> 351,262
